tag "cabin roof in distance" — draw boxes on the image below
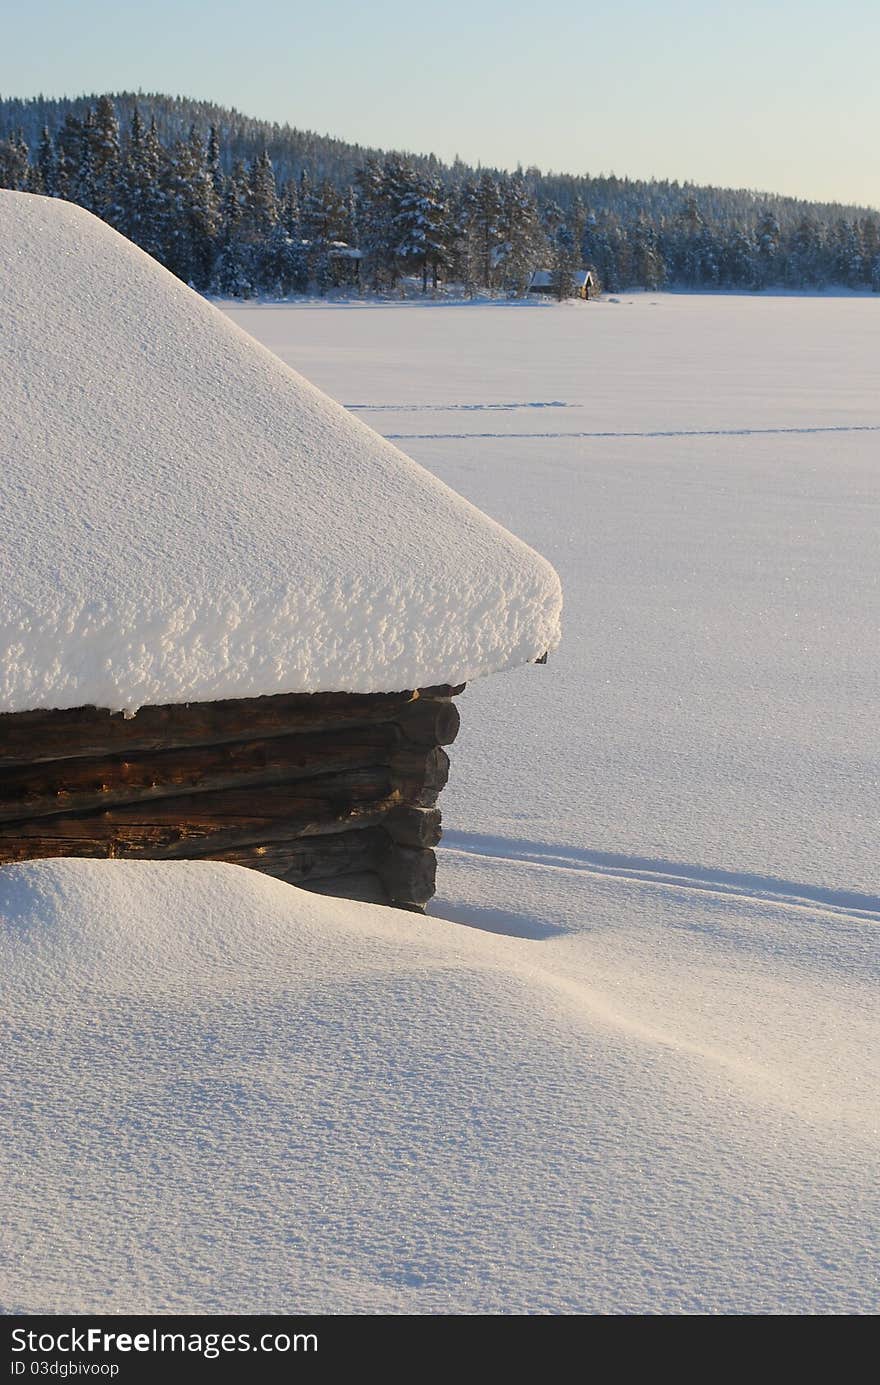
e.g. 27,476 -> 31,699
530,268 -> 593,289
0,192 -> 562,714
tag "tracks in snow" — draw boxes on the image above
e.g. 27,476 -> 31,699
345,400 -> 573,412
344,402 -> 880,442
380,424 -> 880,441
440,830 -> 880,924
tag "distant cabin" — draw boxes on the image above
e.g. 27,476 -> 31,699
296,240 -> 362,288
529,267 -> 595,300
326,242 -> 362,288
0,192 -> 562,914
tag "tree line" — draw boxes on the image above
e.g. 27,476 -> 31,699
1,93 -> 878,297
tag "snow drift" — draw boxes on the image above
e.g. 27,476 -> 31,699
1,857 -> 876,1314
0,192 -> 561,713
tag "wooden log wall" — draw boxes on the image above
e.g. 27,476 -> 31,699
0,685 -> 464,911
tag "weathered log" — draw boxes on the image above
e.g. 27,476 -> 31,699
0,800 -> 405,868
0,768 -> 394,827
391,746 -> 450,806
395,698 -> 460,748
0,815 -> 394,866
0,724 -> 456,826
0,687 -> 463,766
378,843 -> 437,910
200,828 -> 388,881
0,726 -> 402,822
383,805 -> 442,850
0,752 -> 448,865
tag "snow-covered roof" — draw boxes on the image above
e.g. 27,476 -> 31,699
530,268 -> 593,289
0,193 -> 562,714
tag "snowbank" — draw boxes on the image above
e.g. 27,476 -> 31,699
2,857 -> 876,1314
0,192 -> 561,713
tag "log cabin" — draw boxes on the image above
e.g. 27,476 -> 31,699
529,267 -> 596,300
0,191 -> 563,911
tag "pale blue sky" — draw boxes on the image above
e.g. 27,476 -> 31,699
2,1 -> 878,208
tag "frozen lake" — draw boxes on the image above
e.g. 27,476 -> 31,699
224,294 -> 880,900
119,291 -> 878,1314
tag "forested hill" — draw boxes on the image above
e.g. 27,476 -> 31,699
1,90 -> 878,296
0,92 -> 434,188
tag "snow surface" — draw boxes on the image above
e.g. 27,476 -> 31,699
224,295 -> 880,901
0,193 -> 560,713
3,294 -> 878,1314
2,857 -> 877,1315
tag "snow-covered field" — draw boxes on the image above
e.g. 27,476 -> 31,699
226,295 -> 880,1310
2,293 -> 878,1315
223,295 -> 880,899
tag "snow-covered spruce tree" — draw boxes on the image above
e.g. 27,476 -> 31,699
473,171 -> 503,289
568,194 -> 587,265
674,193 -> 705,284
632,215 -> 666,289
372,155 -> 418,290
787,214 -> 824,289
612,218 -> 634,285
0,131 -> 29,190
256,178 -> 308,294
256,218 -> 308,296
118,111 -> 168,263
550,222 -> 580,300
161,135 -> 197,282
279,177 -> 300,236
541,199 -> 570,295
117,106 -> 145,242
829,217 -> 865,288
354,158 -> 391,290
208,147 -> 275,293
421,176 -> 452,290
53,113 -> 83,200
212,161 -> 254,296
342,186 -> 359,248
582,212 -> 620,293
541,199 -> 565,242
207,124 -> 223,199
25,160 -> 45,194
160,127 -> 220,288
861,217 -> 880,291
754,209 -> 781,289
695,222 -> 720,287
720,225 -> 756,288
186,127 -> 221,288
72,112 -> 98,214
497,173 -> 546,295
301,177 -> 346,292
393,168 -> 450,292
90,95 -> 122,227
36,126 -> 56,196
451,178 -> 482,296
246,149 -> 278,240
